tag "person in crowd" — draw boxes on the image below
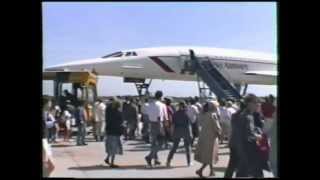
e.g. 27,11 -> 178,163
269,108 -> 277,177
236,94 -> 264,177
211,100 -> 223,144
104,100 -> 124,168
93,100 -> 100,141
63,100 -> 75,142
127,98 -> 139,140
46,107 -> 57,144
224,100 -> 246,178
218,100 -> 231,144
144,91 -> 168,168
86,102 -> 94,127
194,96 -> 203,132
166,101 -> 192,167
53,105 -> 61,142
162,97 -> 175,149
42,98 -> 55,177
226,101 -> 237,115
252,98 -> 268,177
194,96 -> 203,112
43,123 -> 55,177
75,100 -> 88,146
225,101 -> 237,140
61,107 -> 72,142
136,98 -> 143,137
141,98 -> 151,143
194,101 -> 221,178
227,98 -> 240,112
94,99 -> 106,142
261,95 -> 276,133
186,98 -> 200,147
60,89 -> 75,110
122,97 -> 130,140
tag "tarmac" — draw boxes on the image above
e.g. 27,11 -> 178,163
48,134 -> 274,178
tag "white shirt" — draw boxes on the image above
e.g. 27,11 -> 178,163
95,102 -> 106,122
232,104 -> 239,111
94,102 -> 99,120
187,104 -> 199,123
227,107 -> 237,115
145,100 -> 168,122
141,102 -> 150,115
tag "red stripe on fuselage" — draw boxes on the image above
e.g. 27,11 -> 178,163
149,56 -> 175,73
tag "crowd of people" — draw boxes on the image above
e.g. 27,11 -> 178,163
42,89 -> 277,178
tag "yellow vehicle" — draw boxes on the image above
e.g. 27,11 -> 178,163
43,71 -> 97,127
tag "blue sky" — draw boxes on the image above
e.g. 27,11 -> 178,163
42,2 -> 277,97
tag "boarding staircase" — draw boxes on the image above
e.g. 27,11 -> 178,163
189,49 -> 242,101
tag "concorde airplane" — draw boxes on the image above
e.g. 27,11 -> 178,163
45,46 -> 277,91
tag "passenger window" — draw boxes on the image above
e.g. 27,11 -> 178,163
132,52 -> 137,56
125,52 -> 132,56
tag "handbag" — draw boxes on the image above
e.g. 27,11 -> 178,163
257,133 -> 271,171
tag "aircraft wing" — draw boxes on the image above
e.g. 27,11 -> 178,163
244,71 -> 277,77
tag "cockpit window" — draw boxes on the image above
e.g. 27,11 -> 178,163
102,51 -> 123,58
124,51 -> 138,57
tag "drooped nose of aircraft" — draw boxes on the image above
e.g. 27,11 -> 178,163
45,58 -> 102,72
44,57 -> 125,77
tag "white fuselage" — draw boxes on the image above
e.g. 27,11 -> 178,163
45,46 -> 277,85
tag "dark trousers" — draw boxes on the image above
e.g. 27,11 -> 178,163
167,137 -> 191,164
160,126 -> 172,148
142,121 -> 150,143
147,135 -> 161,160
146,122 -> 162,160
191,122 -> 199,146
236,148 -> 250,177
248,144 -> 264,178
128,121 -> 137,139
124,121 -> 136,140
224,147 -> 237,178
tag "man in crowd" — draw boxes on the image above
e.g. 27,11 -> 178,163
230,94 -> 264,177
166,101 -> 192,167
144,91 -> 168,168
123,98 -> 138,140
141,98 -> 151,143
75,100 -> 88,146
94,99 -> 106,142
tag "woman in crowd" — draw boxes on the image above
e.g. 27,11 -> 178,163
104,100 -> 124,168
194,101 -> 221,177
166,101 -> 192,167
